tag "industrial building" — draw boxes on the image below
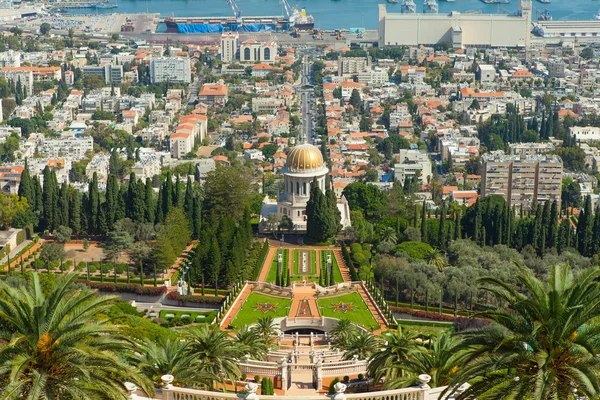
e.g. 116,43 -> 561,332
481,151 -> 562,209
378,0 -> 532,48
533,20 -> 600,41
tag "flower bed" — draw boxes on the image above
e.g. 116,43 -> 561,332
85,282 -> 167,296
166,292 -> 224,305
390,306 -> 458,322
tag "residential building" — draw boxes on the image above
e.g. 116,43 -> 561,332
570,126 -> 600,142
83,64 -> 123,84
0,50 -> 20,68
482,151 -> 563,209
252,97 -> 284,114
220,32 -> 239,63
357,67 -> 388,87
198,84 -> 228,105
548,59 -> 565,79
477,65 -> 496,82
338,57 -> 370,75
150,57 -> 191,84
394,149 -> 433,184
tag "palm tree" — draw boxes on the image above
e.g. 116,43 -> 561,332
340,330 -> 380,360
379,226 -> 398,244
186,325 -> 241,391
425,248 -> 446,272
385,332 -> 465,389
133,338 -> 208,388
368,328 -> 422,385
233,325 -> 268,360
0,273 -> 152,399
252,316 -> 277,345
329,318 -> 357,349
446,263 -> 600,399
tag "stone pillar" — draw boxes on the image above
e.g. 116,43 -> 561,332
310,332 -> 313,345
315,358 -> 323,391
279,358 -> 289,393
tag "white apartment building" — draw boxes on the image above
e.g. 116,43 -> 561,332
220,32 -> 239,63
477,64 -> 496,82
131,148 -> 163,181
338,57 -> 370,75
0,69 -> 33,95
37,136 -> 93,161
0,50 -> 20,68
357,67 -> 388,87
570,126 -> 600,143
240,40 -> 277,64
150,57 -> 191,84
394,149 -> 433,184
252,97 -> 284,114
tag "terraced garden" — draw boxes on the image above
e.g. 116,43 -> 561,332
317,292 -> 380,330
229,293 -> 292,328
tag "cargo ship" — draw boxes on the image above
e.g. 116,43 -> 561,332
164,0 -> 314,33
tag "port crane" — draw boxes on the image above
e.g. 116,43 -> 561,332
226,0 -> 243,23
279,0 -> 295,20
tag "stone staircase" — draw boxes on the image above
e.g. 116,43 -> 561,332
333,249 -> 351,282
356,285 -> 386,329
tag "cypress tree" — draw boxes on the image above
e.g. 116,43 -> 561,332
420,201 -> 427,242
306,177 -> 334,244
115,185 -> 127,222
557,219 -> 570,254
592,212 -> 600,256
106,174 -> 118,227
192,196 -> 202,238
33,176 -> 43,214
438,200 -> 446,249
88,172 -> 99,233
577,195 -> 593,256
144,178 -> 154,223
70,189 -> 81,235
548,201 -> 559,249
155,186 -> 164,224
533,204 -> 543,253
474,199 -> 482,245
58,182 -> 69,228
183,177 -> 194,222
162,172 -> 173,218
18,166 -> 33,202
174,175 -> 182,208
326,188 -> 341,236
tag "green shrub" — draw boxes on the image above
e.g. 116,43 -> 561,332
328,377 -> 340,395
394,241 -> 433,260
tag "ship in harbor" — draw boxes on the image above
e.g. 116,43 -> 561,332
164,0 -> 314,33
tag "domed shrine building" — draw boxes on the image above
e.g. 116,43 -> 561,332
260,144 -> 351,233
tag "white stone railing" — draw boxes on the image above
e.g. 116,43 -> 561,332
152,385 -> 452,400
248,281 -> 294,295
321,360 -> 368,377
239,362 -> 280,377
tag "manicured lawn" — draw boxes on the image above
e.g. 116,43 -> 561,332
156,310 -> 217,323
317,292 -> 380,330
229,293 -> 292,328
265,249 -> 289,284
320,250 -> 344,284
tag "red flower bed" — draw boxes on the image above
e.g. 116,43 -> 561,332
85,282 -> 167,296
391,306 -> 457,322
166,292 -> 224,305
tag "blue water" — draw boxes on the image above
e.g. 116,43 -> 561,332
64,0 -> 600,30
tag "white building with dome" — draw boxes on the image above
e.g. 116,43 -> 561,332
260,144 -> 351,233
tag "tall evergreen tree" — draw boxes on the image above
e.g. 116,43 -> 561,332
548,201 -> 559,249
577,195 -> 593,256
106,174 -> 118,228
420,201 -> 427,242
69,189 -> 81,235
183,178 -> 194,222
58,182 -> 69,228
115,185 -> 127,222
306,178 -> 334,244
144,178 -> 154,223
326,188 -> 341,236
192,196 -> 202,238
33,176 -> 43,214
88,172 -> 100,233
438,200 -> 446,249
18,166 -> 33,203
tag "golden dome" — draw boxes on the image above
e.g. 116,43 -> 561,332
285,144 -> 325,173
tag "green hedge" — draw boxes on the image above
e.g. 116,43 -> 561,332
394,319 -> 454,328
253,240 -> 269,281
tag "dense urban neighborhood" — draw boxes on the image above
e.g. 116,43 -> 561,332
3,5 -> 600,400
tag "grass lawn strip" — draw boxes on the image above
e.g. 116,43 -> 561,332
317,292 -> 379,330
265,249 -> 284,284
330,252 -> 344,284
230,293 -> 292,328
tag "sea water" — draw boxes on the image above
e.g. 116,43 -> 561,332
64,0 -> 600,30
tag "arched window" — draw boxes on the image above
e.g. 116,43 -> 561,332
296,182 -> 300,195
244,47 -> 250,61
264,48 -> 271,61
303,182 -> 307,195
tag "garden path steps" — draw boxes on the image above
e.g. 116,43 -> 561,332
219,283 -> 253,329
257,247 -> 277,282
332,249 -> 351,282
356,285 -> 386,330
